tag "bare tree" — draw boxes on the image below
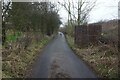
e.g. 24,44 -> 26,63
58,0 -> 72,26
58,0 -> 96,25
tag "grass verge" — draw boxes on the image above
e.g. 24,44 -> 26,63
2,35 -> 51,78
66,35 -> 118,78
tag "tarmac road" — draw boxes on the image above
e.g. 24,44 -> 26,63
29,32 -> 97,78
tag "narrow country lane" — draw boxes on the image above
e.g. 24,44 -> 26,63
29,33 -> 97,78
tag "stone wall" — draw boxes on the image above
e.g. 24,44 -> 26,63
75,24 -> 102,47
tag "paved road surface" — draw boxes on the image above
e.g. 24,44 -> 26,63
29,33 -> 97,78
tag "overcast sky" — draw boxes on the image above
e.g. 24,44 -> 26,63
57,0 -> 119,25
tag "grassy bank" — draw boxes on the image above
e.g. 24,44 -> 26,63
2,31 -> 52,78
66,35 -> 118,78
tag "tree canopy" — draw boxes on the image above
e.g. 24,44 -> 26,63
9,2 -> 61,35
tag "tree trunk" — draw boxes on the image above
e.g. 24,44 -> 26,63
2,21 -> 6,45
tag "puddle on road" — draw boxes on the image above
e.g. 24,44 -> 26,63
49,60 -> 71,78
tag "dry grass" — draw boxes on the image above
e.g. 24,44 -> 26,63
66,35 -> 118,78
2,33 -> 51,78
